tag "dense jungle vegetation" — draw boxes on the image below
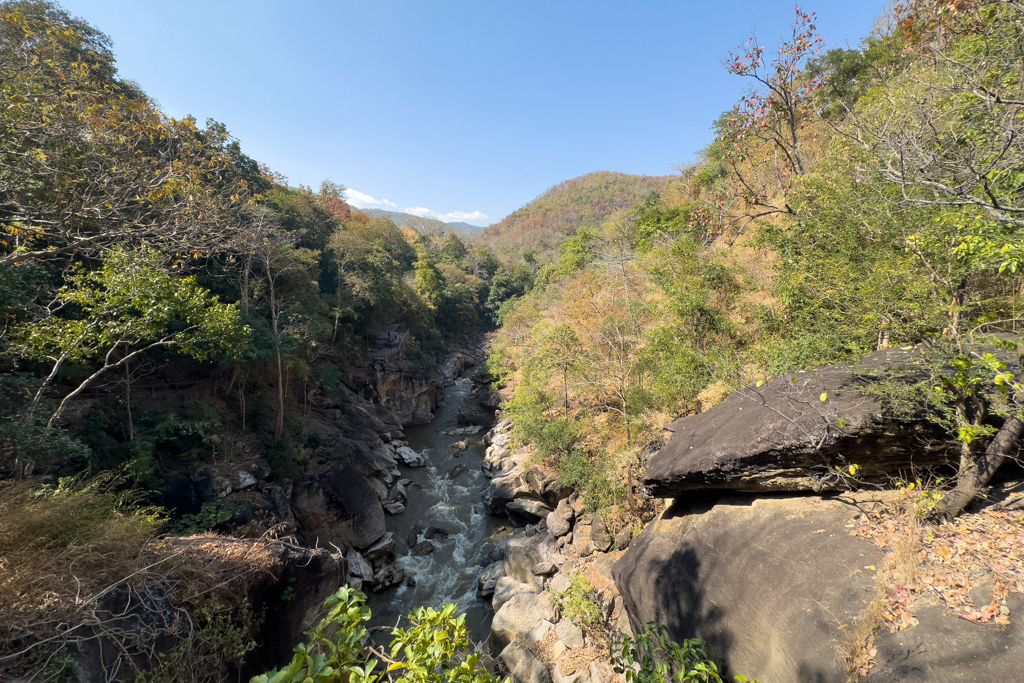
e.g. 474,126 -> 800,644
0,2 -> 535,676
0,0 -> 533,485
493,0 -> 1024,522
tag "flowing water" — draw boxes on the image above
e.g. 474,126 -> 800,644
367,375 -> 511,643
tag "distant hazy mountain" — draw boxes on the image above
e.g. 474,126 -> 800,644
479,171 -> 670,255
444,221 -> 485,234
361,209 -> 485,235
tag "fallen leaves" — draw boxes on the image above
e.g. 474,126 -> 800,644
852,500 -> 1023,631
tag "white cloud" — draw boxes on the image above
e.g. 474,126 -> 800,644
342,188 -> 488,224
403,207 -> 489,224
344,188 -> 397,210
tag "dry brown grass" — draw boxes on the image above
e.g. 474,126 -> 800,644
0,476 -> 280,678
839,485 -> 1024,680
841,495 -> 922,680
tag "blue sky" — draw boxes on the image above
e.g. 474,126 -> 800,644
60,1 -> 885,226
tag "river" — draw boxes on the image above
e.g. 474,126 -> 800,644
366,375 -> 511,643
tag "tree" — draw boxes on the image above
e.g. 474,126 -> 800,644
534,322 -> 583,419
252,587 -> 498,683
413,248 -> 446,311
0,3 -> 254,266
852,1 -> 1024,229
717,7 -> 825,234
769,1 -> 1024,518
236,221 -> 318,442
17,246 -> 246,430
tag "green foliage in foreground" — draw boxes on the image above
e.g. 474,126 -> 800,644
257,588 -> 754,683
251,587 -> 499,683
611,623 -> 759,683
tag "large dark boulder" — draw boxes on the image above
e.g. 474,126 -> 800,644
291,464 -> 386,552
645,348 -> 950,496
457,386 -> 501,427
614,493 -> 1024,683
71,585 -> 180,682
249,543 -> 345,672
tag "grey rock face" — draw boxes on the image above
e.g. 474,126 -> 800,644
504,532 -> 556,591
346,549 -> 373,581
548,573 -> 572,595
192,466 -> 232,501
506,497 -> 553,522
614,494 -> 884,682
291,464 -> 386,552
371,563 -> 405,592
395,445 -> 425,467
490,592 -> 558,653
644,349 -> 951,496
491,576 -> 535,613
364,532 -> 396,567
614,524 -> 633,551
531,562 -> 557,576
263,485 -> 297,535
555,620 -> 585,650
500,642 -> 552,683
478,561 -> 506,598
546,510 -> 571,537
589,515 -> 613,553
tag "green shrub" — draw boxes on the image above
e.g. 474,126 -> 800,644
169,501 -> 234,536
611,622 -> 759,683
251,587 -> 497,683
136,599 -> 259,683
552,573 -> 603,633
267,438 -> 304,480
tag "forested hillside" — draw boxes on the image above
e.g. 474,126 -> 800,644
360,208 -> 485,235
0,3 -> 523,677
478,171 -> 669,258
494,0 -> 1024,521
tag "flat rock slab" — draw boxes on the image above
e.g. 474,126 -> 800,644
615,491 -> 1024,682
645,348 -> 950,496
868,594 -> 1024,683
614,494 -> 884,682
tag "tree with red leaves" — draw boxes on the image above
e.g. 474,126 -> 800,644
717,7 -> 825,234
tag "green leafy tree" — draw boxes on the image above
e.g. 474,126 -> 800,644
17,246 -> 246,430
414,249 -> 446,311
0,2 -> 254,266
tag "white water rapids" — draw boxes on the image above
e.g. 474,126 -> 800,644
366,375 -> 511,643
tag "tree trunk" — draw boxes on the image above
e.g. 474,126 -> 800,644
125,359 -> 134,441
239,385 -> 246,431
935,416 -> 1024,520
563,367 -> 569,420
275,350 -> 284,442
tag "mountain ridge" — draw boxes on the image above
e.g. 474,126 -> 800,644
479,171 -> 670,255
361,208 -> 485,234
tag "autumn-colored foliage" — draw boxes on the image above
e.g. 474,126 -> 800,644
480,172 -> 669,258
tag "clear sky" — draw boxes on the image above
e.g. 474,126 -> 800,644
59,1 -> 886,226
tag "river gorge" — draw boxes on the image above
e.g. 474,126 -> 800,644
367,374 -> 508,643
